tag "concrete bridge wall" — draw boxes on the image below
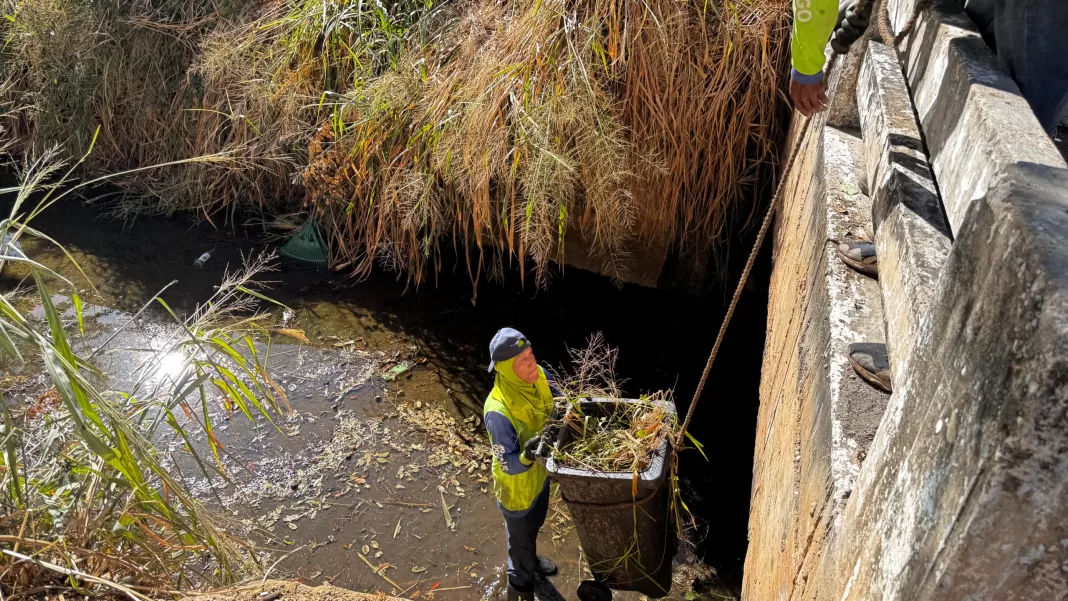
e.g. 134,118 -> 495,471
744,1 -> 1068,599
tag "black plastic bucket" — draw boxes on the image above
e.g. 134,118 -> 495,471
546,398 -> 677,598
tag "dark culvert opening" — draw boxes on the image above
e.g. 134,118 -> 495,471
11,183 -> 773,591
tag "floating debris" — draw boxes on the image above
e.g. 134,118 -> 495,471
383,362 -> 411,381
277,328 -> 311,344
440,491 -> 454,530
193,250 -> 212,268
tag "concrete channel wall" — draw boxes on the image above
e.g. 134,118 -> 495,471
744,1 -> 1068,599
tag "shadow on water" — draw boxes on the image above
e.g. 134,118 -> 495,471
9,195 -> 769,591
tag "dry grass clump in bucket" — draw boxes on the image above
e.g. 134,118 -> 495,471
550,334 -> 679,474
558,396 -> 675,473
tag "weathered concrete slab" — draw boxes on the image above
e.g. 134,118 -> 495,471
748,4 -> 1068,600
744,66 -> 889,597
745,103 -> 828,601
837,162 -> 1068,601
791,125 -> 891,601
889,0 -> 1067,234
857,40 -> 951,384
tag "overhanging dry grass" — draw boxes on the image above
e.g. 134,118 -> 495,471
0,0 -> 790,288
305,0 -> 790,287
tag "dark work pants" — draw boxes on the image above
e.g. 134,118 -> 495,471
502,486 -> 550,591
965,0 -> 1068,133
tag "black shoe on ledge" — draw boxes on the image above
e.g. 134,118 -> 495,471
848,342 -> 892,393
836,237 -> 878,277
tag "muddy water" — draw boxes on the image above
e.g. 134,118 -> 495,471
1,199 -> 768,600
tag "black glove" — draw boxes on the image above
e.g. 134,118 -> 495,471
522,435 -> 542,463
831,1 -> 871,55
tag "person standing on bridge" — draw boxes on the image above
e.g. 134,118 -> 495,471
788,0 -> 1068,133
788,0 -> 870,116
484,328 -> 559,601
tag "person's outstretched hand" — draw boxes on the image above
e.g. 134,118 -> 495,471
790,78 -> 828,117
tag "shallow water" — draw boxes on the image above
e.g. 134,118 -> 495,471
0,199 -> 769,600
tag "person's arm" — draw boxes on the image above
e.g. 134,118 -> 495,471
486,411 -> 534,474
790,0 -> 839,115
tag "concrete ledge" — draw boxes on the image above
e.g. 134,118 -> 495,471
744,72 -> 890,598
857,40 -> 952,382
837,162 -> 1068,601
819,127 -> 888,516
890,0 -> 1067,234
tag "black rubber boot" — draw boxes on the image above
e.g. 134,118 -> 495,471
508,584 -> 535,601
848,342 -> 892,393
535,555 -> 558,577
577,580 -> 613,601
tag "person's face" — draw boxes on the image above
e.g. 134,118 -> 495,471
512,347 -> 539,384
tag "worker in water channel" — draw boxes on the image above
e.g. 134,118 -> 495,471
483,327 -> 559,601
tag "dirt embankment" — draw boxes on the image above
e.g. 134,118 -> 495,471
191,580 -> 404,601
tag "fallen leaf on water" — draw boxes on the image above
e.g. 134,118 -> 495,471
394,518 -> 402,538
430,583 -> 441,591
440,491 -> 454,529
362,545 -> 370,555
277,329 -> 311,344
311,570 -> 323,578
287,523 -> 298,530
411,566 -> 427,573
411,592 -> 422,599
342,544 -> 351,549
370,540 -> 380,549
375,551 -> 383,558
463,546 -> 476,552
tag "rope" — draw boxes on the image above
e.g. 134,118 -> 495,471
877,0 -> 931,47
676,0 -> 931,445
675,108 -> 817,444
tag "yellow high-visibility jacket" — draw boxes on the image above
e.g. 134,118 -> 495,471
792,0 -> 838,81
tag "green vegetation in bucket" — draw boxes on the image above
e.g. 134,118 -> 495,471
279,220 -> 329,269
549,334 -> 679,474
557,397 -> 675,473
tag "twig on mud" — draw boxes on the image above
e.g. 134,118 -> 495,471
379,500 -> 432,508
398,578 -> 423,596
261,545 -> 306,586
440,491 -> 454,529
356,551 -> 402,590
